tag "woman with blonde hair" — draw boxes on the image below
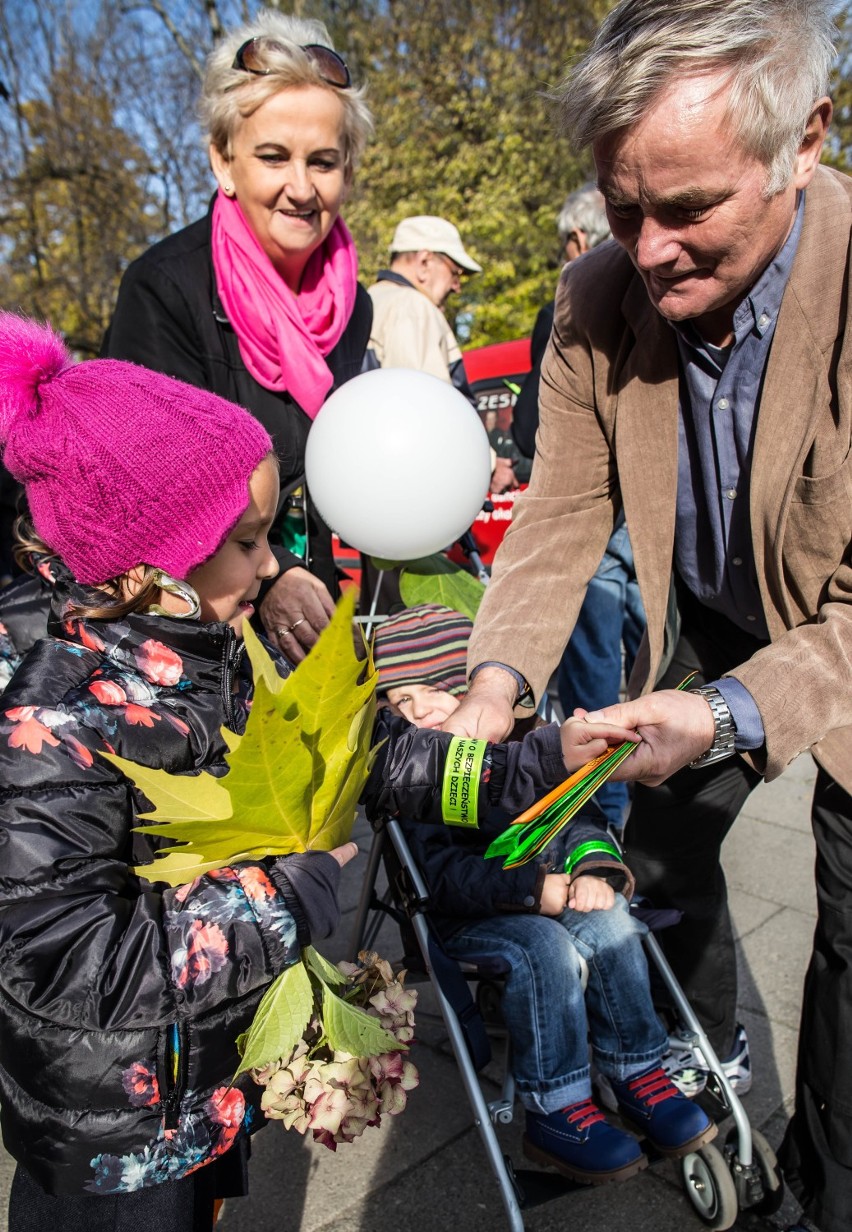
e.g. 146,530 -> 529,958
104,10 -> 373,664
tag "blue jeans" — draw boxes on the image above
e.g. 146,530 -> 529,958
558,521 -> 645,829
444,897 -> 667,1114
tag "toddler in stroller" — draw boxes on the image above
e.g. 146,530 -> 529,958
371,603 -> 716,1185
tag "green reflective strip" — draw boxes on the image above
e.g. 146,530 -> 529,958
441,737 -> 487,828
564,840 -> 622,876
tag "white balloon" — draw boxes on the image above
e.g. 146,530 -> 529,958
305,367 -> 493,560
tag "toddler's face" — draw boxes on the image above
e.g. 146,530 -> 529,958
385,683 -> 461,730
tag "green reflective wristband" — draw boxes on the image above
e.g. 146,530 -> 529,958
441,737 -> 487,828
564,840 -> 622,876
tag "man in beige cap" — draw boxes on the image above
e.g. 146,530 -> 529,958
368,215 -> 482,393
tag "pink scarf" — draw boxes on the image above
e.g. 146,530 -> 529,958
211,190 -> 358,418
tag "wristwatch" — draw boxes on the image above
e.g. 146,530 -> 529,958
689,685 -> 737,768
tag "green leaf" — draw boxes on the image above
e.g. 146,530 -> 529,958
233,959 -> 314,1078
116,588 -> 377,886
304,944 -> 348,987
399,554 -> 485,620
101,753 -> 233,822
321,983 -> 404,1057
242,619 -> 285,696
369,557 -> 403,571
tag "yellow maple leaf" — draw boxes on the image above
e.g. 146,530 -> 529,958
104,588 -> 378,886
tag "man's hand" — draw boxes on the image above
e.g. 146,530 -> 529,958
580,689 -> 717,786
539,873 -> 570,916
568,874 -> 615,912
260,567 -> 336,663
440,665 -> 517,741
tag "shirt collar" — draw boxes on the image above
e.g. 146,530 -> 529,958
731,189 -> 804,341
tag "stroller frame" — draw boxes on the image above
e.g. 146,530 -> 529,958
349,813 -> 784,1231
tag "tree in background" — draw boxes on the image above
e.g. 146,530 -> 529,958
0,0 -> 849,354
337,0 -> 610,344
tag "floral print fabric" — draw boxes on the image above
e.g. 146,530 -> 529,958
0,578 -> 300,1195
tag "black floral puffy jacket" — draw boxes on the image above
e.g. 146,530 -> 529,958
0,569 -> 327,1197
0,568 -> 575,1197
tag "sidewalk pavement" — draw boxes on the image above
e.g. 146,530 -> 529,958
0,755 -> 818,1231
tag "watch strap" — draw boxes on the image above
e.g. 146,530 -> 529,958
689,684 -> 737,768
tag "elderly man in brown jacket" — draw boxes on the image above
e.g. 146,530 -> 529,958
448,3 -> 848,1230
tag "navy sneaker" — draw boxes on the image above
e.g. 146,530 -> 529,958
609,1065 -> 717,1157
523,1097 -> 647,1184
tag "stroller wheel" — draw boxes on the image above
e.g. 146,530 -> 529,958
724,1126 -> 784,1215
680,1143 -> 738,1229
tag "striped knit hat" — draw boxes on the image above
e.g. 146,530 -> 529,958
372,605 -> 472,696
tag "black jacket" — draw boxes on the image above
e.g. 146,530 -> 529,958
0,567 -> 349,1195
0,571 -> 573,1196
101,206 -> 373,594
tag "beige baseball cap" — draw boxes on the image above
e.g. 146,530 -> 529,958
390,216 -> 482,273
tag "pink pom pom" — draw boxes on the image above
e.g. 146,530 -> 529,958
0,313 -> 71,444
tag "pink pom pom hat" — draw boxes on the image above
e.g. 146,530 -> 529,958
0,313 -> 273,585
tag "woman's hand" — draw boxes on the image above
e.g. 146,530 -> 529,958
260,566 -> 336,662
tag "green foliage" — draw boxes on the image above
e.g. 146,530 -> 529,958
234,945 -> 403,1080
105,588 -> 378,886
343,0 -> 612,345
397,554 -> 485,620
320,981 -> 401,1057
304,944 -> 349,987
234,960 -> 314,1077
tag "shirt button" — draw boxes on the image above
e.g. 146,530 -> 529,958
758,313 -> 770,328
732,557 -> 743,566
523,895 -> 536,908
726,488 -> 737,499
747,614 -> 757,622
716,397 -> 729,410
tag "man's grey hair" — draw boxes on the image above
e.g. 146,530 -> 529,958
557,183 -> 611,250
558,0 -> 836,196
201,9 -> 372,173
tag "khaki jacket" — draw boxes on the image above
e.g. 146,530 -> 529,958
368,276 -> 463,382
469,166 -> 852,789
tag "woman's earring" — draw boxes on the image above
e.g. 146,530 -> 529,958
146,570 -> 201,620
224,183 -> 234,197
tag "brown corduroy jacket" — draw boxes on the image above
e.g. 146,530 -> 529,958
469,165 -> 852,791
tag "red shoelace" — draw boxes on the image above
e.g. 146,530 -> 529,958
623,1067 -> 679,1107
560,1098 -> 606,1130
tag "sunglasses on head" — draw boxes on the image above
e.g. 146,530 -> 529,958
232,38 -> 351,89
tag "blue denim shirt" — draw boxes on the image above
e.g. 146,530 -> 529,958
670,193 -> 804,748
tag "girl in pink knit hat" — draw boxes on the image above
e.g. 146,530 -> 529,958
0,312 -> 362,1229
0,313 -> 641,1229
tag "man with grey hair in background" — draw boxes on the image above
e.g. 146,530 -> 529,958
447,3 -> 847,1228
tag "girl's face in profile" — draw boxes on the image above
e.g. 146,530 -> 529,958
384,683 -> 461,730
184,454 -> 280,636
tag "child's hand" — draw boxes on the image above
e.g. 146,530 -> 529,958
329,841 -> 359,867
560,714 -> 638,772
568,874 -> 615,912
539,872 -> 571,916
